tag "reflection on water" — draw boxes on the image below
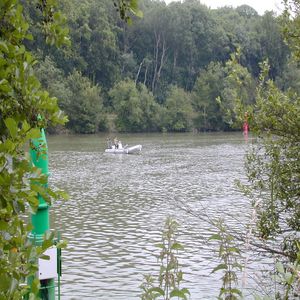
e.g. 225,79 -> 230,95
48,133 -> 268,299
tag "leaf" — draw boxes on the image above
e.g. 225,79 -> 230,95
170,289 -> 187,299
148,287 -> 164,295
42,239 -> 53,250
276,262 -> 284,274
284,272 -> 293,284
0,41 -> 9,53
39,254 -> 50,260
5,118 -> 18,138
227,247 -> 240,254
31,278 -> 40,295
230,288 -> 243,296
8,278 -> 18,295
26,128 -> 41,139
56,240 -> 67,249
181,288 -> 190,295
171,242 -> 184,251
0,220 -> 9,230
0,274 -> 10,291
211,263 -> 227,273
208,233 -> 222,241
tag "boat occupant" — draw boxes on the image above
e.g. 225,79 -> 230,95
118,140 -> 122,149
107,138 -> 112,149
114,137 -> 118,149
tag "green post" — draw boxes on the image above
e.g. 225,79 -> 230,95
28,128 -> 56,299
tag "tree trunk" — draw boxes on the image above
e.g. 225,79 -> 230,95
151,31 -> 167,93
135,58 -> 144,85
156,38 -> 167,82
151,31 -> 160,92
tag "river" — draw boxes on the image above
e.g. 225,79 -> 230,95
47,132 -> 271,299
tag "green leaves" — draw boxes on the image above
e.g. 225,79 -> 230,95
170,288 -> 190,299
209,220 -> 243,299
140,217 -> 190,300
114,0 -> 143,24
212,263 -> 227,273
4,118 -> 18,138
0,1 -> 68,298
240,61 -> 300,262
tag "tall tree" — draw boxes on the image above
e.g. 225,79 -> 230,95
245,62 -> 300,265
64,71 -> 104,133
240,2 -> 300,274
192,62 -> 226,131
163,85 -> 193,132
109,79 -> 143,132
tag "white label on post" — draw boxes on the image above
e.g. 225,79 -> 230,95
38,247 -> 57,280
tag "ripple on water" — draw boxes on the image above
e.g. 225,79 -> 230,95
48,134 -> 268,299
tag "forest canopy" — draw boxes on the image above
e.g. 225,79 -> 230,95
24,0 -> 293,133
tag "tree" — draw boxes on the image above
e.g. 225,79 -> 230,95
258,11 -> 289,79
245,63 -> 300,264
240,2 -> 300,274
192,62 -> 226,131
138,83 -> 163,132
276,57 -> 300,94
34,57 -> 105,133
64,71 -> 104,133
109,79 -> 143,132
218,50 -> 256,129
282,0 -> 300,61
0,0 -> 68,297
163,86 -> 193,132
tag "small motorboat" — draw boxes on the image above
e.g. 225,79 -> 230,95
105,142 -> 142,154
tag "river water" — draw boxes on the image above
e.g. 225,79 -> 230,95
47,132 -> 271,299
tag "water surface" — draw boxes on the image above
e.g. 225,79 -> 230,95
48,132 -> 269,299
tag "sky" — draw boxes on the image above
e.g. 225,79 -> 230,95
170,0 -> 285,15
199,0 -> 284,15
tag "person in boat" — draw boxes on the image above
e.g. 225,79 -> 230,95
118,140 -> 122,149
114,137 -> 118,149
106,138 -> 112,149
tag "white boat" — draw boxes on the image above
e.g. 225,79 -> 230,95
105,143 -> 142,154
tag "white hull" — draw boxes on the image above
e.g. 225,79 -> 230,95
105,144 -> 142,154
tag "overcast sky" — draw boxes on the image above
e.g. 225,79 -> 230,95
169,0 -> 285,15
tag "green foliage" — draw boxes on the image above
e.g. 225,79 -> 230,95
281,0 -> 300,61
109,79 -> 143,132
163,86 -> 193,132
140,217 -> 190,300
274,245 -> 300,299
209,220 -> 243,300
114,0 -> 143,24
243,62 -> 300,262
218,49 -> 256,130
109,79 -> 163,132
192,62 -> 226,131
20,0 -> 294,133
64,71 -> 104,133
34,58 -> 106,133
222,11 -> 300,292
276,58 -> 300,94
192,51 -> 255,131
0,0 -> 68,297
138,84 -> 163,132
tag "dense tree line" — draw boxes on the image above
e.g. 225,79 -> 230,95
23,0 -> 294,133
